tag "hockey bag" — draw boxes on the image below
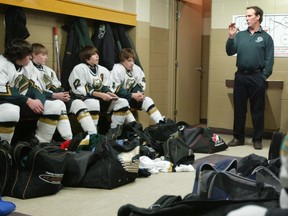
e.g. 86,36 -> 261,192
163,130 -> 195,167
0,140 -> 11,196
181,127 -> 228,153
4,142 -> 69,199
118,195 -> 279,216
76,134 -> 140,189
192,160 -> 279,200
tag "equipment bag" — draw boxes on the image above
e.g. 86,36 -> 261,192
193,161 -> 279,200
4,142 -> 69,199
182,127 -> 228,153
0,140 -> 11,196
118,195 -> 279,216
163,130 -> 195,167
77,135 -> 140,189
62,151 -> 96,187
143,119 -> 179,142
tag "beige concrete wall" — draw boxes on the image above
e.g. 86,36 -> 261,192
0,1 -> 171,129
208,0 -> 288,133
149,26 -> 170,118
0,6 -> 70,71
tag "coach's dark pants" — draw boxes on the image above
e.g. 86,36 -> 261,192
233,71 -> 267,142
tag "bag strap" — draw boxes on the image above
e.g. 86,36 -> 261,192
12,142 -> 33,168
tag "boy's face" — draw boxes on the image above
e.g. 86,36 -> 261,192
16,55 -> 32,66
32,52 -> 47,65
121,57 -> 134,71
86,53 -> 99,66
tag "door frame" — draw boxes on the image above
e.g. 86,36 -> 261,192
168,0 -> 203,123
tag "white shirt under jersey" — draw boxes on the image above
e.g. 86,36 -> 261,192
68,63 -> 112,96
110,63 -> 146,93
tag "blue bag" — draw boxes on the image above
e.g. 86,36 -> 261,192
0,196 -> 15,216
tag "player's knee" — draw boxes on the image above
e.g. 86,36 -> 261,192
84,98 -> 100,112
70,99 -> 87,114
142,97 -> 154,111
0,104 -> 20,122
113,98 -> 129,111
43,100 -> 63,115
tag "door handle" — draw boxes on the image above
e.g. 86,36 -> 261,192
195,67 -> 202,72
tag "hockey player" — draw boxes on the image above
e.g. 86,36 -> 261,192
110,48 -> 165,124
24,43 -> 97,138
68,45 -> 135,130
0,39 -> 63,144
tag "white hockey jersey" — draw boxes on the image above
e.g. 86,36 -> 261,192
23,61 -> 61,93
110,63 -> 146,93
68,63 -> 112,97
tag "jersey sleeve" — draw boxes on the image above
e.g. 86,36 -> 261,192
0,84 -> 28,105
135,65 -> 146,91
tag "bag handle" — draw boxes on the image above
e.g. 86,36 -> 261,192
12,142 -> 33,168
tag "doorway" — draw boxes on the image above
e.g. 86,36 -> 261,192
171,0 -> 204,125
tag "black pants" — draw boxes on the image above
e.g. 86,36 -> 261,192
233,71 -> 267,142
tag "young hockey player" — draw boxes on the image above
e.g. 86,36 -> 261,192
25,43 -> 97,138
0,39 -> 63,144
110,48 -> 165,124
68,45 -> 135,131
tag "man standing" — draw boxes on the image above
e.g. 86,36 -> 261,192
226,6 -> 274,150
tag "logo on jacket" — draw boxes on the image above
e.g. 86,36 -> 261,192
255,36 -> 263,43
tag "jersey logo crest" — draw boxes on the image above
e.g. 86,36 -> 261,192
98,24 -> 106,39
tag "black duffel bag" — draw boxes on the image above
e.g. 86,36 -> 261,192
74,134 -> 140,189
0,140 -> 11,196
4,142 -> 69,199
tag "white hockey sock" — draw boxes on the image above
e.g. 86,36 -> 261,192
125,110 -> 136,123
111,110 -> 126,128
77,111 -> 97,134
57,114 -> 73,140
90,113 -> 99,133
0,126 -> 15,144
35,117 -> 58,143
148,107 -> 164,124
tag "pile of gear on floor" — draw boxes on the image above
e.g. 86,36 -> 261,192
0,118 -> 230,214
118,131 -> 287,216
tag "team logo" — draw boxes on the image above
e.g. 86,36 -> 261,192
98,24 -> 106,39
93,78 -> 103,90
255,36 -> 263,43
126,79 -> 136,91
39,171 -> 64,184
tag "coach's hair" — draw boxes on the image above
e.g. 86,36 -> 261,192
247,6 -> 264,23
79,45 -> 99,63
4,39 -> 32,64
32,43 -> 48,55
119,48 -> 135,62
